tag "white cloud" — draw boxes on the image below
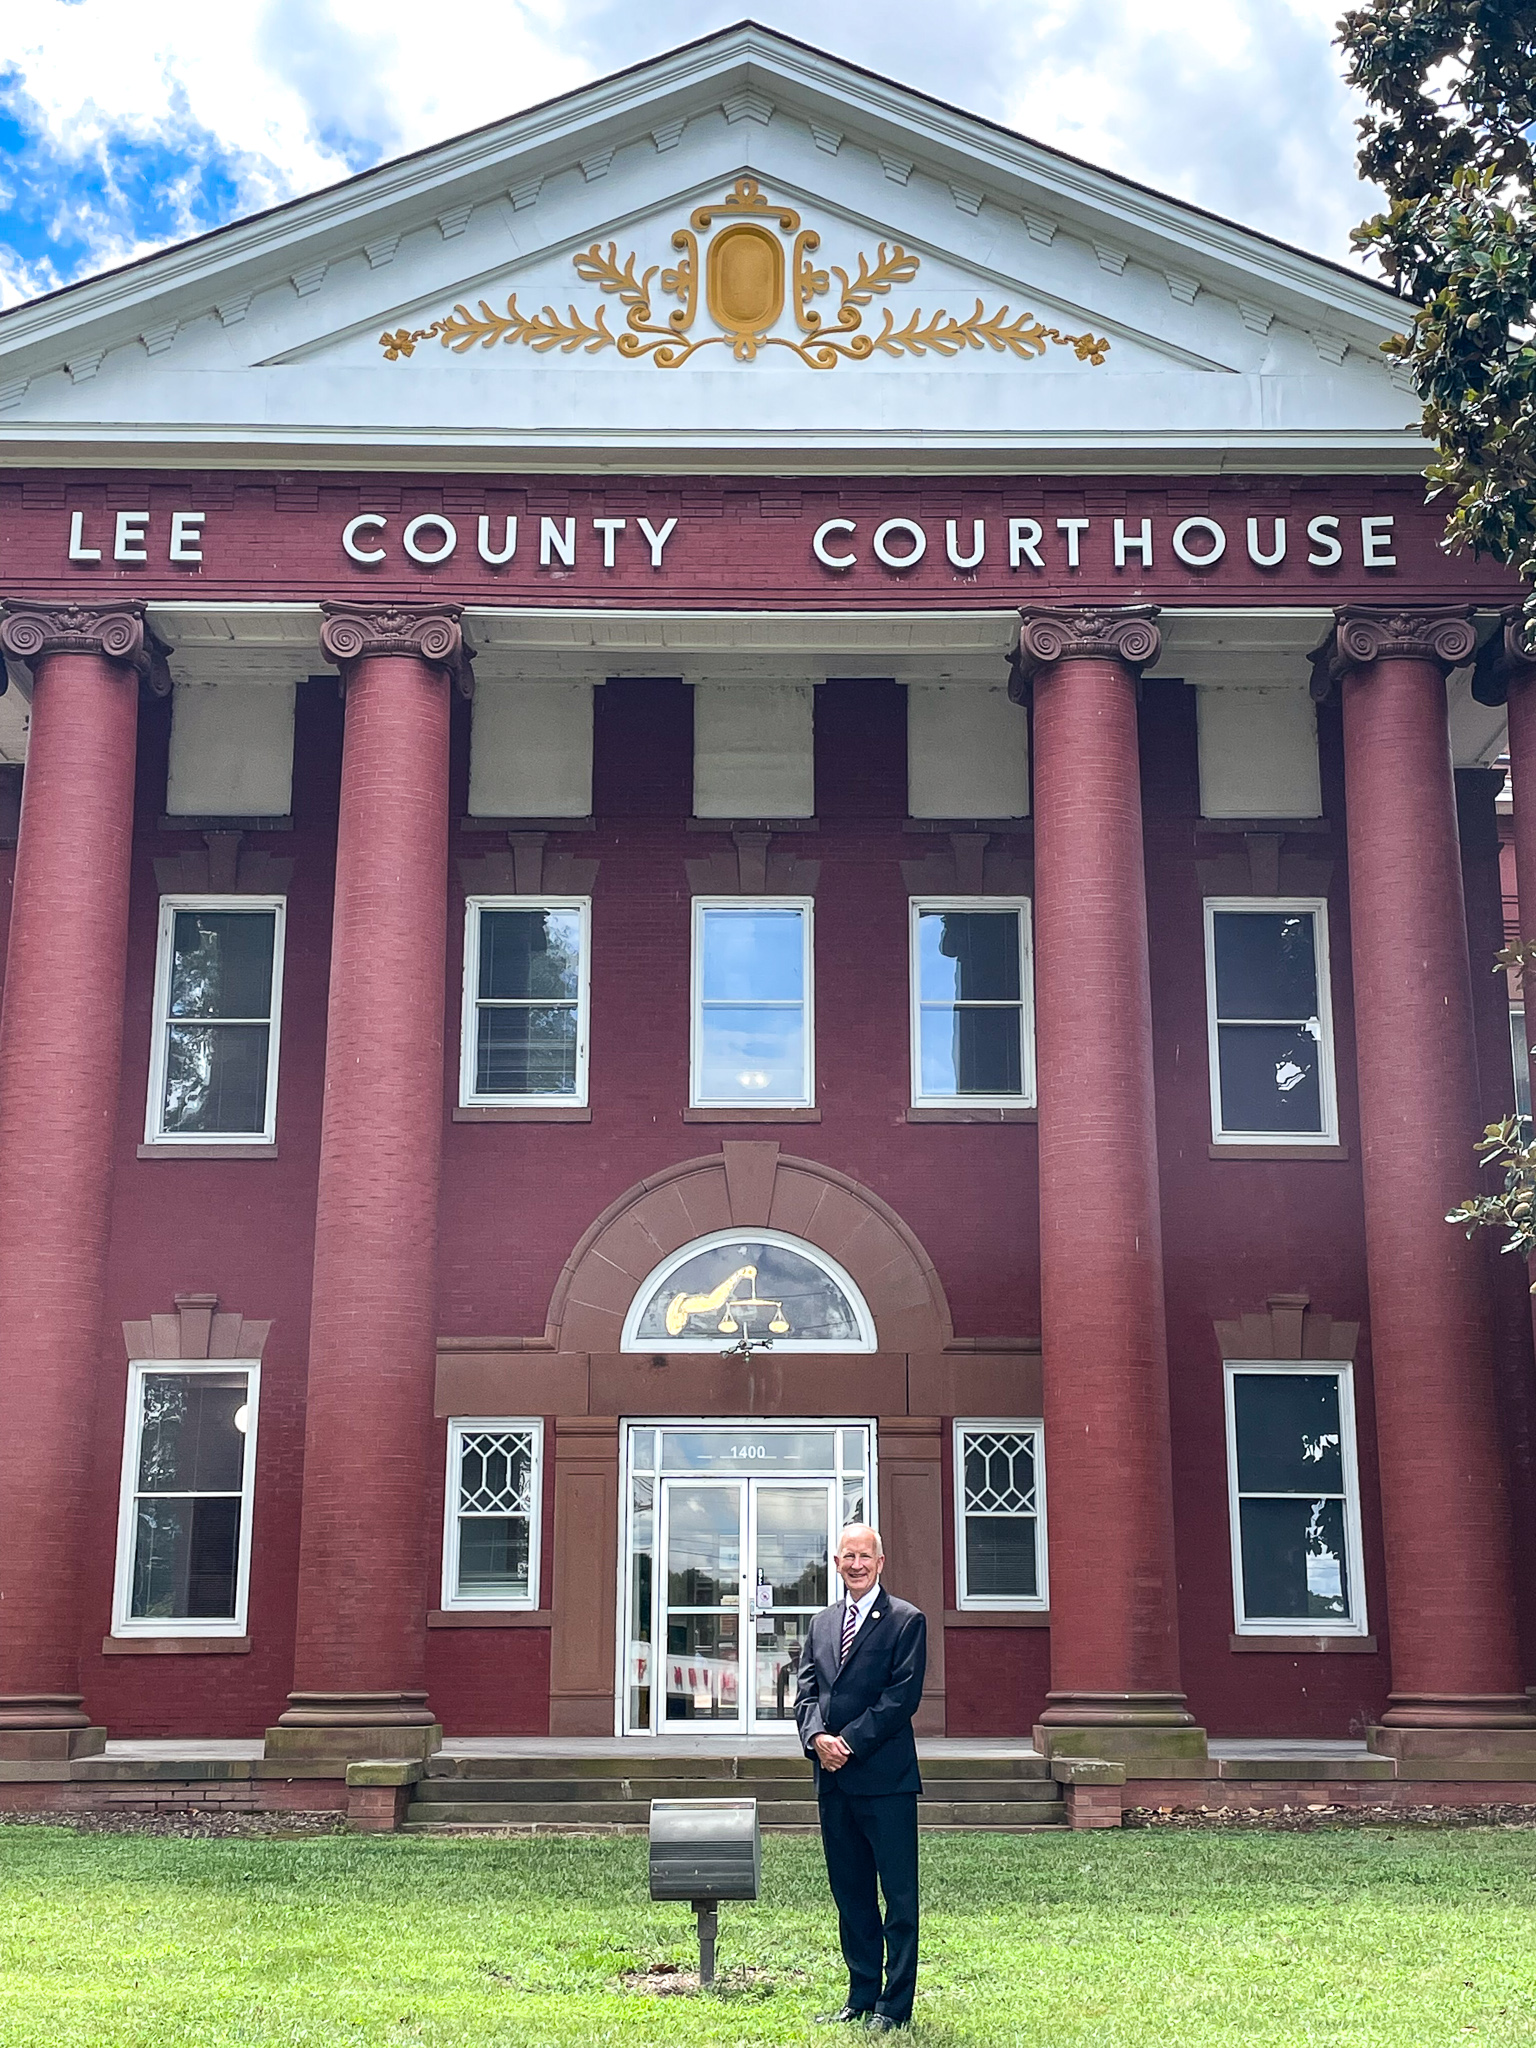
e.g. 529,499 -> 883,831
4,0 -> 586,212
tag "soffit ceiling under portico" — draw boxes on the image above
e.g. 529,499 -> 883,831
0,24 -> 1419,475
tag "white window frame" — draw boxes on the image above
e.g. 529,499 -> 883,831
689,895 -> 815,1109
145,895 -> 286,1146
112,1359 -> 261,1638
1511,1003 -> 1531,1125
441,1416 -> 545,1612
953,1418 -> 1049,1612
1203,896 -> 1339,1147
1223,1359 -> 1368,1638
458,896 -> 591,1109
909,897 -> 1035,1109
620,1226 -> 877,1352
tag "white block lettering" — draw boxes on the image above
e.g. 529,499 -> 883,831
1114,517 -> 1152,568
342,514 -> 388,564
403,514 -> 457,564
812,518 -> 857,570
477,515 -> 517,565
1056,517 -> 1089,568
1246,516 -> 1286,567
1008,517 -> 1044,570
541,516 -> 576,567
114,511 -> 150,563
67,511 -> 101,563
1306,515 -> 1342,567
1172,516 -> 1226,567
873,518 -> 927,569
168,511 -> 206,563
945,518 -> 985,570
1361,515 -> 1396,568
593,517 -> 627,568
637,515 -> 678,568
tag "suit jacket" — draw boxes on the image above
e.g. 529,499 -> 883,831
793,1589 -> 926,1797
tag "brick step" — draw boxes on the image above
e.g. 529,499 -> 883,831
414,1776 -> 1056,1806
404,1797 -> 1067,1829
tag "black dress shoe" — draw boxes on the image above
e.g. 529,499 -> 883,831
814,2007 -> 873,2024
867,2017 -> 906,2033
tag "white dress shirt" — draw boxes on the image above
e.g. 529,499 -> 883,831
842,1579 -> 882,1641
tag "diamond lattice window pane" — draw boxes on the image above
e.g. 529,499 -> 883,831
963,1432 -> 1036,1517
458,1431 -> 535,1515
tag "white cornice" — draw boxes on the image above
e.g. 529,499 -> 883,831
0,422 -> 1430,476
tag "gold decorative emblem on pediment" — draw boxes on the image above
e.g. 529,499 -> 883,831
380,176 -> 1110,370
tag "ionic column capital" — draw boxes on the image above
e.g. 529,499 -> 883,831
1011,605 -> 1161,698
1312,603 -> 1478,700
1471,606 -> 1536,707
319,600 -> 473,696
0,598 -> 159,683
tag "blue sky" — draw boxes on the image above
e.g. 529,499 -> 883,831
0,0 -> 1378,310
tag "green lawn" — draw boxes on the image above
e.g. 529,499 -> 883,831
2,1823 -> 1535,2047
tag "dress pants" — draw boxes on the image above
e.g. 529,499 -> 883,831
817,1778 -> 920,2023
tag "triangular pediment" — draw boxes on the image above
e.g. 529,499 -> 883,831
0,22 -> 1418,469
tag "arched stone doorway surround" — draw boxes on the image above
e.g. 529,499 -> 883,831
545,1140 -> 953,1356
432,1144 -> 1036,1737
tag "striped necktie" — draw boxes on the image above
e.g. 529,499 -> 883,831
840,1598 -> 859,1666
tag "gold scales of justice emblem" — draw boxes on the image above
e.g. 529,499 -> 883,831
665,1265 -> 792,1339
381,176 -> 1110,370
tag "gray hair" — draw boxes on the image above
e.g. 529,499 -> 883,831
836,1522 -> 884,1555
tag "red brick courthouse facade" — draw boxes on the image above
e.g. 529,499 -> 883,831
3,27 -> 1536,1822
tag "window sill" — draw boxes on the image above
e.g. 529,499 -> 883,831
684,1106 -> 821,1123
102,1635 -> 251,1655
136,1142 -> 278,1160
908,1106 -> 1037,1124
943,1609 -> 1050,1628
427,1608 -> 553,1628
1228,1633 -> 1377,1653
1208,1143 -> 1349,1161
453,1106 -> 592,1123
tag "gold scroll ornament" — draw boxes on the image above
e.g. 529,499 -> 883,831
380,176 -> 1109,371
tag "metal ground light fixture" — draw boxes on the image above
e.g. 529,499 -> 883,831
648,1798 -> 760,1986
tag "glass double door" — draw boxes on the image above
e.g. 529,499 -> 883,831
659,1477 -> 834,1731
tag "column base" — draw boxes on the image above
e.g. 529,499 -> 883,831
1035,1723 -> 1210,1768
0,1696 -> 107,1759
1375,1693 -> 1536,1735
265,1692 -> 442,1764
1035,1695 -> 1207,1771
1037,1691 -> 1196,1727
1369,1704 -> 1536,1764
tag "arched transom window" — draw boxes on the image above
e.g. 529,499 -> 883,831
621,1228 -> 876,1352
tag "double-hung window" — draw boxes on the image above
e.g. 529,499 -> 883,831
1224,1363 -> 1366,1636
460,898 -> 590,1107
1203,898 -> 1338,1145
953,1420 -> 1048,1610
146,898 -> 285,1144
441,1418 -> 544,1610
911,900 -> 1034,1107
691,898 -> 814,1108
113,1362 -> 259,1636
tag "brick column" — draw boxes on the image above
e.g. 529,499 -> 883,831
1322,605 -> 1533,1751
0,602 -> 153,1759
266,603 -> 467,1763
1477,610 -> 1536,984
1013,607 -> 1204,1767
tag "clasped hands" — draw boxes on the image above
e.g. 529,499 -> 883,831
813,1733 -> 852,1771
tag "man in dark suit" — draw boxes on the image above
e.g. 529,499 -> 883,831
794,1523 -> 926,2031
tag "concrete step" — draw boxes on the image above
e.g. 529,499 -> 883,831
425,1754 -> 1053,1783
414,1775 -> 1056,1806
404,1795 -> 1067,1830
